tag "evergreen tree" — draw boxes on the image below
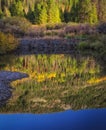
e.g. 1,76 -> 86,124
64,9 -> 71,23
26,9 -> 36,23
9,0 -> 24,16
67,0 -> 80,22
0,0 -> 1,11
76,0 -> 93,23
0,0 -> 105,23
47,0 -> 61,24
97,0 -> 106,22
90,3 -> 98,23
0,10 -> 4,19
4,6 -> 11,17
39,4 -> 47,24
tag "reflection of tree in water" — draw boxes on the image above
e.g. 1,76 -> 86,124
1,54 -> 101,86
22,56 -> 29,68
79,51 -> 106,77
0,55 -> 16,69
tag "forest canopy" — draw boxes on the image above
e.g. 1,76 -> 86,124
0,0 -> 106,24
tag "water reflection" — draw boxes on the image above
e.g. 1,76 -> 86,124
0,54 -> 100,84
0,54 -> 105,113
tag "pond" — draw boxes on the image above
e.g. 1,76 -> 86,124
0,109 -> 106,130
0,54 -> 106,113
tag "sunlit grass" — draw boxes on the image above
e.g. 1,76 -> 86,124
87,76 -> 106,84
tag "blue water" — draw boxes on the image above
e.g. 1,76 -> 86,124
0,109 -> 106,130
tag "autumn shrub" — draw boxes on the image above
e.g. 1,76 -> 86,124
0,17 -> 31,36
0,32 -> 18,54
54,23 -> 66,29
25,25 -> 47,37
46,23 -> 66,30
65,24 -> 96,35
46,24 -> 56,30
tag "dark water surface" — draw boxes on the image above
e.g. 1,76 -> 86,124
0,109 -> 106,130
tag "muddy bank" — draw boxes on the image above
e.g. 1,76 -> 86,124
0,71 -> 28,107
16,37 -> 80,54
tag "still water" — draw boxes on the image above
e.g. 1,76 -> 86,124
0,54 -> 105,113
0,109 -> 106,130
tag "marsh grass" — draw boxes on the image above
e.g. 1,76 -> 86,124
0,54 -> 105,113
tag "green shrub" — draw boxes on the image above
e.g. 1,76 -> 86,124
78,34 -> 106,51
98,35 -> 106,44
77,41 -> 90,50
0,32 -> 18,54
90,41 -> 103,50
0,10 -> 4,19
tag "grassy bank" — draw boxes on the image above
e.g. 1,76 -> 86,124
0,79 -> 105,113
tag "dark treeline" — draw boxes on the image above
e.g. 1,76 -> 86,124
0,0 -> 106,24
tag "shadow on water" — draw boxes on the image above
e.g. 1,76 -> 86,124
1,45 -> 106,76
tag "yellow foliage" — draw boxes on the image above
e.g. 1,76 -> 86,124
87,76 -> 106,84
47,73 -> 56,79
60,73 -> 65,77
30,72 -> 56,82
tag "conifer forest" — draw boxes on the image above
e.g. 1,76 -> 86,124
0,0 -> 106,24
